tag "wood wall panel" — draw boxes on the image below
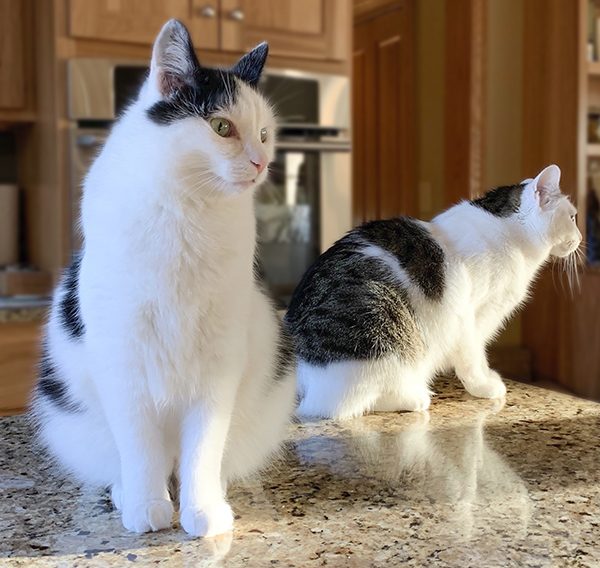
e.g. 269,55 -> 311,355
0,0 -> 35,117
352,45 -> 368,225
352,0 -> 415,223
443,0 -> 487,205
566,272 -> 600,399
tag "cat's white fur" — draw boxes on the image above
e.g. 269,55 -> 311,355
32,20 -> 296,537
298,165 -> 582,420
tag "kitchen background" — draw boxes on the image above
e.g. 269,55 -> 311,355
0,0 -> 598,415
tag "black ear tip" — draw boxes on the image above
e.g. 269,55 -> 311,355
254,42 -> 269,62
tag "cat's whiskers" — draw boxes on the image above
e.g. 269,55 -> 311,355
558,244 -> 585,296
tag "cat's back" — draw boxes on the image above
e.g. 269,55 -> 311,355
285,217 -> 446,366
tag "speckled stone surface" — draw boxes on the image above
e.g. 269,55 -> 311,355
1,378 -> 599,567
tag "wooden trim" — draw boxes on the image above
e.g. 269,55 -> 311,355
443,0 -> 487,205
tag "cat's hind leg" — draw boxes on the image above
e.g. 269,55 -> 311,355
297,359 -> 380,420
372,361 -> 434,413
32,377 -> 121,496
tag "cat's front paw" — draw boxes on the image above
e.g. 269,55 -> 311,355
180,502 -> 234,537
121,498 -> 174,533
465,370 -> 507,400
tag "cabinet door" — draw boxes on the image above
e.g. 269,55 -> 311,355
68,0 -> 219,50
353,1 -> 415,223
220,0 -> 349,61
0,0 -> 26,109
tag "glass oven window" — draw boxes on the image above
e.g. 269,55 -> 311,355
255,150 -> 320,307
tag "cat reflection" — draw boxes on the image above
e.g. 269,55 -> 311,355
297,404 -> 532,540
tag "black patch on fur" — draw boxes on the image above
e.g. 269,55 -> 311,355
147,68 -> 239,125
286,226 -> 429,367
59,255 -> 85,340
36,346 -> 81,412
356,218 -> 446,301
231,42 -> 269,87
471,184 -> 525,217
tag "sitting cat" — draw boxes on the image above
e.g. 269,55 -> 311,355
31,20 -> 296,537
285,165 -> 581,420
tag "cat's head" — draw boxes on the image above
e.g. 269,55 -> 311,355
142,19 -> 276,195
519,165 -> 582,259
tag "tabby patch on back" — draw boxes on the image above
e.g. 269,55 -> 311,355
286,165 -> 582,420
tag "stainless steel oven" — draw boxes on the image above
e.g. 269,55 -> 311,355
68,60 -> 351,306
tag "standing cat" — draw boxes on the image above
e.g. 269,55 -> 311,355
285,165 -> 582,420
30,20 -> 296,537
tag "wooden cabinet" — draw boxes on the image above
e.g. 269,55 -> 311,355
221,0 -> 348,60
0,0 -> 31,112
0,322 -> 40,415
352,0 -> 415,224
69,0 -> 198,45
68,0 -> 349,61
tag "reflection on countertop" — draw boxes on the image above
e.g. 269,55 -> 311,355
1,377 -> 599,567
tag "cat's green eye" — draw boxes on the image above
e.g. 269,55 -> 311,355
210,117 -> 232,137
260,127 -> 268,143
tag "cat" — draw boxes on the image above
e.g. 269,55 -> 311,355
30,19 -> 296,537
285,165 -> 582,420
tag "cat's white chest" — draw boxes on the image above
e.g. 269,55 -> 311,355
133,201 -> 254,402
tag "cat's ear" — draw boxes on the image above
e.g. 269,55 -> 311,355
150,19 -> 200,98
532,164 -> 561,209
231,42 -> 269,87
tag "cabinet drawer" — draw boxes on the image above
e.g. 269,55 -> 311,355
220,0 -> 350,61
69,0 -> 193,45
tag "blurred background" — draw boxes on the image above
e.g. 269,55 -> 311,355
0,0 -> 598,414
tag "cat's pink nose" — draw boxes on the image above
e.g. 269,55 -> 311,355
251,159 -> 265,174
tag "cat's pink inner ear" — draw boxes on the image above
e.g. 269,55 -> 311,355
533,164 -> 561,208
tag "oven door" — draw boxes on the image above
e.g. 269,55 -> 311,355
255,139 -> 351,307
69,130 -> 352,308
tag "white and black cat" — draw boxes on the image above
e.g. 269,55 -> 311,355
285,165 -> 582,420
31,20 -> 296,537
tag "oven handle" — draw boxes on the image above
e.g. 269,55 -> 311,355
275,140 -> 351,152
77,134 -> 352,153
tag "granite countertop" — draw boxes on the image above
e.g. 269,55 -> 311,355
1,378 -> 599,567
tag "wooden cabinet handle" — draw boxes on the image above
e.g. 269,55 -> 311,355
197,4 -> 216,18
229,8 -> 245,21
